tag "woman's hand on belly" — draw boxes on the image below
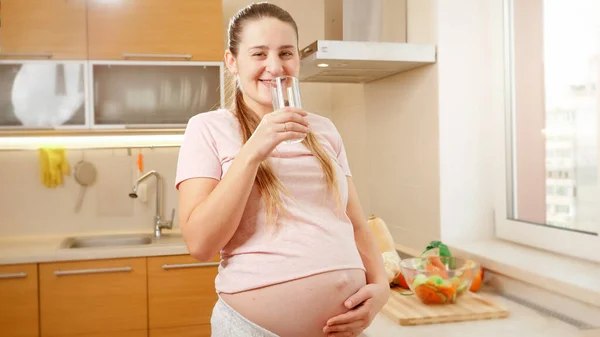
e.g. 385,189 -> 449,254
322,282 -> 390,336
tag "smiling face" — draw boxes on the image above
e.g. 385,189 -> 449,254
225,17 -> 300,116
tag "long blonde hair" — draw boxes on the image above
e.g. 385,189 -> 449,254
227,3 -> 340,225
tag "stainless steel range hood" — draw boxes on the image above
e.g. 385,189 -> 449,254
299,0 -> 437,83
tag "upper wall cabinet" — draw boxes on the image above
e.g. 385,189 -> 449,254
87,0 -> 224,61
91,62 -> 223,128
0,0 -> 88,60
0,61 -> 88,129
0,0 -> 224,131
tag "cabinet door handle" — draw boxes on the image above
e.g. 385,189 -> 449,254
0,272 -> 27,279
0,52 -> 53,58
54,266 -> 132,276
123,53 -> 192,60
162,262 -> 219,270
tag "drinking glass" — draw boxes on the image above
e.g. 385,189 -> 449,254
270,76 -> 305,144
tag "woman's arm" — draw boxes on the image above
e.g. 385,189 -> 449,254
177,108 -> 309,262
346,177 -> 389,286
178,150 -> 260,261
323,177 -> 390,336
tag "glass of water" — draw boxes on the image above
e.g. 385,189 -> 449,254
271,76 -> 305,144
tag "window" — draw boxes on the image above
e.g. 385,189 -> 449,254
496,0 -> 600,262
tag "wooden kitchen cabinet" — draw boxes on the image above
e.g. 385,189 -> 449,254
148,254 -> 219,334
87,0 -> 223,61
0,0 -> 88,59
39,257 -> 147,337
150,325 -> 211,337
63,331 -> 148,337
0,263 -> 39,337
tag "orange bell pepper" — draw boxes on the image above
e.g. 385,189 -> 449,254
469,268 -> 484,292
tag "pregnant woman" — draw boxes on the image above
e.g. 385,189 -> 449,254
175,3 -> 389,336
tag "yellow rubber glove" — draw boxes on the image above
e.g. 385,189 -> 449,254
59,149 -> 71,177
40,148 -> 71,188
48,149 -> 59,187
55,148 -> 70,187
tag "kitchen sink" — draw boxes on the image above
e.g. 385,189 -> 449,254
61,234 -> 153,249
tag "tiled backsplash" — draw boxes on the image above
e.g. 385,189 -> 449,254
0,146 -> 180,237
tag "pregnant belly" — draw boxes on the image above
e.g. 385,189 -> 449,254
219,268 -> 367,337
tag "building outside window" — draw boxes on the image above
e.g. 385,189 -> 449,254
496,0 -> 600,262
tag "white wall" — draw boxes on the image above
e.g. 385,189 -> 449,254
437,0 -> 502,243
362,0 -> 441,251
329,84 -> 370,215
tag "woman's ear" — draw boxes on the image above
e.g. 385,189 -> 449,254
224,50 -> 238,75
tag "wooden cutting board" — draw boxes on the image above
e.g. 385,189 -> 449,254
381,287 -> 509,326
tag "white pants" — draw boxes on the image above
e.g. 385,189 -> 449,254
211,296 -> 280,337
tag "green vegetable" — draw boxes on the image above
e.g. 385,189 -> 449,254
428,275 -> 444,285
422,240 -> 455,269
412,274 -> 428,288
422,240 -> 451,257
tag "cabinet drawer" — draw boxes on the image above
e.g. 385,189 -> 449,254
0,263 -> 39,337
39,257 -> 147,337
148,255 -> 219,329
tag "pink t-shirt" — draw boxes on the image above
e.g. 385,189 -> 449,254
175,109 -> 365,294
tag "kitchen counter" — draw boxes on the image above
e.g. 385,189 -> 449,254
2,233 -> 597,336
364,289 -> 592,337
0,230 -> 189,265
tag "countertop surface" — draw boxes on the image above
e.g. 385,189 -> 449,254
0,229 -> 189,265
1,232 -> 597,336
364,290 -> 595,337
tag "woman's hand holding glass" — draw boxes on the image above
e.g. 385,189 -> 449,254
243,107 -> 310,163
271,76 -> 306,144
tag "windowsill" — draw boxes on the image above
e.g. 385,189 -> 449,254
395,238 -> 600,308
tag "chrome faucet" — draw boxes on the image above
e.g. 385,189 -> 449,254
129,170 -> 174,238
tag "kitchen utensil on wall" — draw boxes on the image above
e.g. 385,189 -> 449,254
137,152 -> 144,178
73,160 -> 97,213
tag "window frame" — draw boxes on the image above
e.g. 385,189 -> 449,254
494,0 -> 600,263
